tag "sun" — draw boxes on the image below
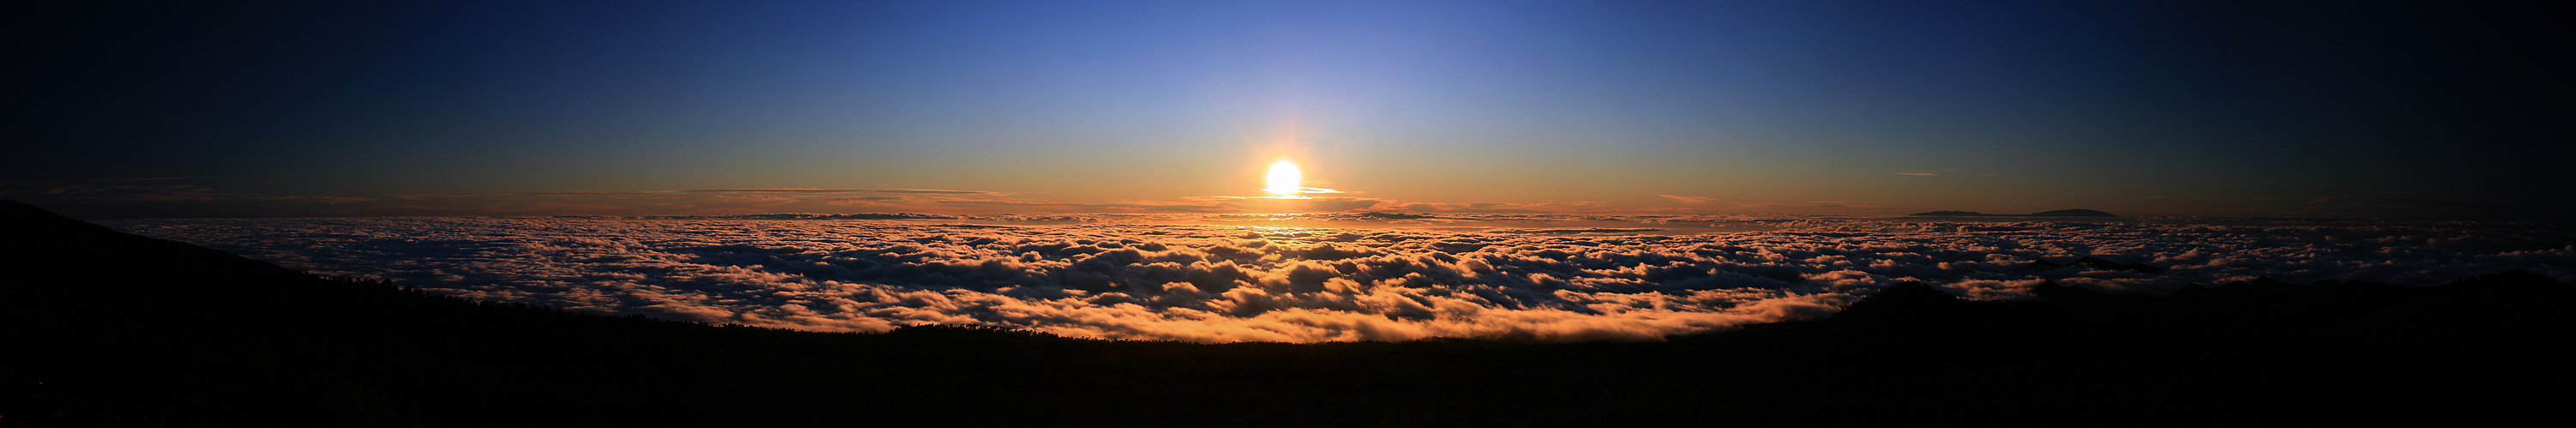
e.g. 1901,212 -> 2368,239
1255,160 -> 1342,199
1265,160 -> 1303,196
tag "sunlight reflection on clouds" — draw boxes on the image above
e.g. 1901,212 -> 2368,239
106,215 -> 2574,342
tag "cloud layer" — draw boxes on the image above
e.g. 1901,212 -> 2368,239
106,215 -> 2574,342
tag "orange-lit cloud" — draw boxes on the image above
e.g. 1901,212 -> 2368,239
106,215 -> 2576,342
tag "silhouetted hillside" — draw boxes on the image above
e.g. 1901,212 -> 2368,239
3,201 -> 2563,426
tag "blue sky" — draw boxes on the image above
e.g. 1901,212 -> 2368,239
9,0 -> 2567,218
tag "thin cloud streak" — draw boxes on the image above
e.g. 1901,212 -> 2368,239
1661,195 -> 1719,204
688,189 -> 1011,196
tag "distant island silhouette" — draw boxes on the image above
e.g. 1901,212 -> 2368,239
2,200 -> 2561,426
1908,208 -> 2118,217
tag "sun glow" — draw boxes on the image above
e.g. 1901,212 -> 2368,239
1265,160 -> 1303,196
1255,160 -> 1341,200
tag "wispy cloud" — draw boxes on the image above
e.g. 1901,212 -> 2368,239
1661,195 -> 1718,204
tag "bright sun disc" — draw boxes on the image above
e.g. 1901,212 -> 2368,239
1265,160 -> 1302,196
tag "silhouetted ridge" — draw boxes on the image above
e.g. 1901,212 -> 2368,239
2,199 -> 308,282
2435,269 -> 2563,294
2026,280 -> 2099,300
2349,270 -> 2576,338
1827,281 -> 1962,324
2,199 -> 109,234
881,324 -> 1076,343
2074,256 -> 2161,273
2168,282 -> 2215,299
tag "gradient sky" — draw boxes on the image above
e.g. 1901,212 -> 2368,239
10,0 -> 2567,218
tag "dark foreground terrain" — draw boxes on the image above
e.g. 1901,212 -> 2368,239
3,200 -> 2566,427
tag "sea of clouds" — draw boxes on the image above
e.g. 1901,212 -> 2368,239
102,214 -> 2573,342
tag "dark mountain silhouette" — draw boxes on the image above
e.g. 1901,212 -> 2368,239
2025,280 -> 2101,300
2,200 -> 2563,426
1909,208 -> 2118,217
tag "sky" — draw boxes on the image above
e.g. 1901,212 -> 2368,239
10,0 -> 2569,219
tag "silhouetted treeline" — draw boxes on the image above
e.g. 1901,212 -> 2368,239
3,200 -> 2566,427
